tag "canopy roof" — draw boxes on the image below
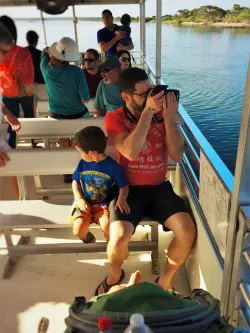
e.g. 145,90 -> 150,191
0,0 -> 143,7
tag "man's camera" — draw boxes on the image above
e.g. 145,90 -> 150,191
151,85 -> 180,102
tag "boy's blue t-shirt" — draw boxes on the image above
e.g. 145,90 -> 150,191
72,156 -> 127,204
40,51 -> 90,116
97,25 -> 120,56
119,26 -> 132,46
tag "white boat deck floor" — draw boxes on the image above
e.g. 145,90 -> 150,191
0,142 -> 190,333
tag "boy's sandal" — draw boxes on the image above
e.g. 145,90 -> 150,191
83,232 -> 96,244
95,269 -> 125,296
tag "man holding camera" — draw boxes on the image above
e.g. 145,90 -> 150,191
95,67 -> 196,295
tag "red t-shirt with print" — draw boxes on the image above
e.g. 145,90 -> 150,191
104,107 -> 168,186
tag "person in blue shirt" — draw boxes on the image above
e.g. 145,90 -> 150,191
40,37 -> 90,119
97,9 -> 134,56
94,56 -> 124,115
71,126 -> 130,244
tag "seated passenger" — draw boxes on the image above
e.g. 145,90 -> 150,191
82,49 -> 102,98
94,56 -> 124,116
70,126 -> 129,243
97,9 -> 134,57
40,37 -> 89,120
116,50 -> 131,72
95,67 -> 196,295
26,30 -> 48,105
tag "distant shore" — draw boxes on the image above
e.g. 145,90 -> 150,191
176,21 -> 250,28
14,17 -> 250,28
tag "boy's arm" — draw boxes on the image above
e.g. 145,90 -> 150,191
72,180 -> 91,212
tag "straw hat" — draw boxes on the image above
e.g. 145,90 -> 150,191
49,37 -> 80,62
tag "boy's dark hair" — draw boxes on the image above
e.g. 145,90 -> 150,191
74,126 -> 107,154
26,30 -> 39,46
86,48 -> 100,60
119,67 -> 148,93
121,14 -> 131,26
0,23 -> 13,45
0,16 -> 17,44
102,9 -> 113,17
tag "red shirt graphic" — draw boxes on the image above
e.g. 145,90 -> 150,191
104,107 -> 168,186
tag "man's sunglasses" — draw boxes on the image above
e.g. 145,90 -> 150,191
120,57 -> 129,62
83,58 -> 95,63
0,48 -> 9,55
126,88 -> 151,98
101,67 -> 113,73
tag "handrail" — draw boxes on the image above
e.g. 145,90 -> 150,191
142,57 -> 234,193
178,105 -> 234,192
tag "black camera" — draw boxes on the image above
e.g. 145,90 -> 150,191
151,85 -> 180,102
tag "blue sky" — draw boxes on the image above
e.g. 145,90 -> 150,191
1,0 -> 249,18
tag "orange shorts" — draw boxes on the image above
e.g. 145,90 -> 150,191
70,203 -> 109,225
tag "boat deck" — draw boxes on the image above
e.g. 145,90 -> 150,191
0,143 -> 190,333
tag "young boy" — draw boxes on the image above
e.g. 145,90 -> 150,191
70,126 -> 130,243
119,14 -> 132,47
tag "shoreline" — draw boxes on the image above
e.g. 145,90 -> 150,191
162,21 -> 250,28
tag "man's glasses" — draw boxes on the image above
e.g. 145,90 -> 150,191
127,88 -> 151,99
101,67 -> 113,73
83,58 -> 95,63
120,57 -> 129,62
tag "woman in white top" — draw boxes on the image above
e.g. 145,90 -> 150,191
0,22 -> 20,167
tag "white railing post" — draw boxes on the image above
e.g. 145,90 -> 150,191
140,0 -> 146,65
221,57 -> 250,323
155,0 -> 162,82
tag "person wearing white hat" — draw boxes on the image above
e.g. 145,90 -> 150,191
40,37 -> 90,120
41,37 -> 90,183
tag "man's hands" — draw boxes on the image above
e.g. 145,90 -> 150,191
144,89 -> 165,115
78,198 -> 91,213
162,92 -> 178,123
0,151 -> 9,168
115,30 -> 127,41
115,195 -> 130,214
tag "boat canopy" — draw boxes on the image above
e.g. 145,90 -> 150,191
0,0 -> 143,6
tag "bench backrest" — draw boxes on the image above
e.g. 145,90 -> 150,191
0,148 -> 176,177
37,99 -> 96,115
16,117 -> 105,139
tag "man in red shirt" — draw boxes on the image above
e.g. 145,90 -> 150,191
96,67 -> 196,295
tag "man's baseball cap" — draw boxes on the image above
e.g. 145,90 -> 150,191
99,56 -> 121,71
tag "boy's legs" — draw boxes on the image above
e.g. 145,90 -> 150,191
73,217 -> 94,242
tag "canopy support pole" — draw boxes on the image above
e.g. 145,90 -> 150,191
140,0 -> 146,66
155,0 -> 162,82
40,11 -> 47,47
72,5 -> 79,51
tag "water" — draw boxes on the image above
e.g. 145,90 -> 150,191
15,19 -> 250,174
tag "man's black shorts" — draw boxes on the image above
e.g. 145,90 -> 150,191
109,181 -> 188,231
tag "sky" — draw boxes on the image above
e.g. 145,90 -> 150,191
1,0 -> 249,18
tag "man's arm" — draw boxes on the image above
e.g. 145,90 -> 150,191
111,91 -> 165,161
2,105 -> 21,132
98,30 -> 126,53
163,94 -> 184,162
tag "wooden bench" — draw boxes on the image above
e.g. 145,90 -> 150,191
0,149 -> 161,279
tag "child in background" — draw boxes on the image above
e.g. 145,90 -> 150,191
70,126 -> 130,243
119,14 -> 132,47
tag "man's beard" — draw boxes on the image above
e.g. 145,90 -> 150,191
131,96 -> 147,113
